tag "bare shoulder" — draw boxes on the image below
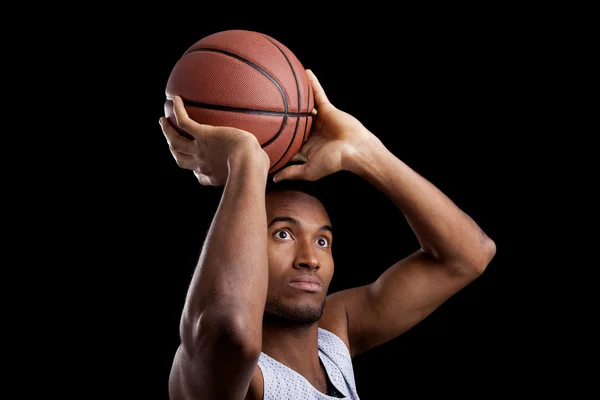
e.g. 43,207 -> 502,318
317,289 -> 356,355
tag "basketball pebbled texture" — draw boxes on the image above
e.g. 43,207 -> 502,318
165,30 -> 314,174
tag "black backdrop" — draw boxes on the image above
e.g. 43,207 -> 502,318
117,13 -> 528,399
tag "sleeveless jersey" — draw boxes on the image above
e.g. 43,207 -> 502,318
257,327 -> 360,399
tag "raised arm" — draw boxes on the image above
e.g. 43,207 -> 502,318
161,96 -> 271,399
332,136 -> 496,357
272,71 -> 496,358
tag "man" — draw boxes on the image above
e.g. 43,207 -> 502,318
160,70 -> 496,399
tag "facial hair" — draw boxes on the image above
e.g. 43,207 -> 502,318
263,293 -> 326,327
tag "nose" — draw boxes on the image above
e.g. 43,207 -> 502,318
294,240 -> 320,271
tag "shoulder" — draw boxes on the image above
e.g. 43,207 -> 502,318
317,290 -> 352,355
245,294 -> 352,399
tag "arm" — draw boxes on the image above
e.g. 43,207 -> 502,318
272,71 -> 496,358
170,148 -> 270,399
329,136 -> 496,357
160,97 -> 271,399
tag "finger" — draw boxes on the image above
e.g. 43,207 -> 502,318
159,117 -> 196,155
306,70 -> 330,109
169,95 -> 191,129
194,172 -> 213,186
168,95 -> 215,140
171,95 -> 207,135
272,163 -> 318,182
167,146 -> 196,170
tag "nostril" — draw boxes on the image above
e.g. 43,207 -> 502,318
296,262 -> 319,270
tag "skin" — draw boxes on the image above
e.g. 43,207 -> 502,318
161,70 -> 497,400
259,189 -> 336,395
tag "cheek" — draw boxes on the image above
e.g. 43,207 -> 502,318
322,257 -> 335,283
267,244 -> 293,277
326,266 -> 335,284
268,241 -> 292,262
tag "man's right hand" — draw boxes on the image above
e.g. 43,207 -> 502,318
160,95 -> 270,186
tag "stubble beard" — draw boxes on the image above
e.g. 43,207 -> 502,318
263,293 -> 326,327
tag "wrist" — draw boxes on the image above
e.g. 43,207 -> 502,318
342,133 -> 387,176
228,141 -> 271,177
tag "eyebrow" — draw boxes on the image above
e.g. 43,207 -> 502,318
268,216 -> 333,234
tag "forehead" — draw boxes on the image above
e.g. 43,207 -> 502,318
266,190 -> 330,226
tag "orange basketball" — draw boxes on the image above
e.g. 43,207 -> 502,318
164,30 -> 314,174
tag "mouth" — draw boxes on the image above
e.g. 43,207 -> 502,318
288,281 -> 322,293
288,273 -> 324,293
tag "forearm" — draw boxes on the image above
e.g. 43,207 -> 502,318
182,147 -> 270,345
345,134 -> 495,269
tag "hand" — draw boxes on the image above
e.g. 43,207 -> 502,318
160,96 -> 270,186
272,70 -> 374,182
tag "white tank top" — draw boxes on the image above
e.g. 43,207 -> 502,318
257,327 -> 360,399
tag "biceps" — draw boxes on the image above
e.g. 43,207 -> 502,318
346,250 -> 479,357
170,333 -> 260,399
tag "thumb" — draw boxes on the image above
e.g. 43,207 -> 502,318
306,69 -> 331,109
273,163 -> 315,182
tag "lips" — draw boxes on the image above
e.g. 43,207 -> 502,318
290,275 -> 323,287
289,275 -> 323,293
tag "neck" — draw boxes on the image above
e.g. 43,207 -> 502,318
261,315 -> 322,378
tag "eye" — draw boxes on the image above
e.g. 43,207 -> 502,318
273,229 -> 331,248
316,237 -> 330,248
274,229 -> 293,240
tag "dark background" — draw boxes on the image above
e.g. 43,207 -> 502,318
105,10 -> 539,399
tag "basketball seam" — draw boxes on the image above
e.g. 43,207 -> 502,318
178,100 -> 313,117
264,37 -> 304,173
182,47 -> 288,148
302,81 -> 311,144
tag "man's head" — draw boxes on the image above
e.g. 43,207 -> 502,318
263,179 -> 334,327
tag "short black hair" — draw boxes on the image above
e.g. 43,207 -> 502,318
265,173 -> 340,224
266,177 -> 322,200
265,157 -> 342,221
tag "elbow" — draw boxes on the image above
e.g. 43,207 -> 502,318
466,235 -> 497,276
480,235 -> 497,270
445,235 -> 496,278
213,311 -> 263,351
180,309 -> 262,357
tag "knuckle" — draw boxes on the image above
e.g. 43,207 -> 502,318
198,175 -> 210,185
168,143 -> 180,154
176,117 -> 192,131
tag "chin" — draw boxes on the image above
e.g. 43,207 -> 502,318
264,295 -> 325,325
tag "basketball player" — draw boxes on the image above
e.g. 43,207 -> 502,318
160,70 -> 496,399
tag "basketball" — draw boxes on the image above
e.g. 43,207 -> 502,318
164,30 -> 314,174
